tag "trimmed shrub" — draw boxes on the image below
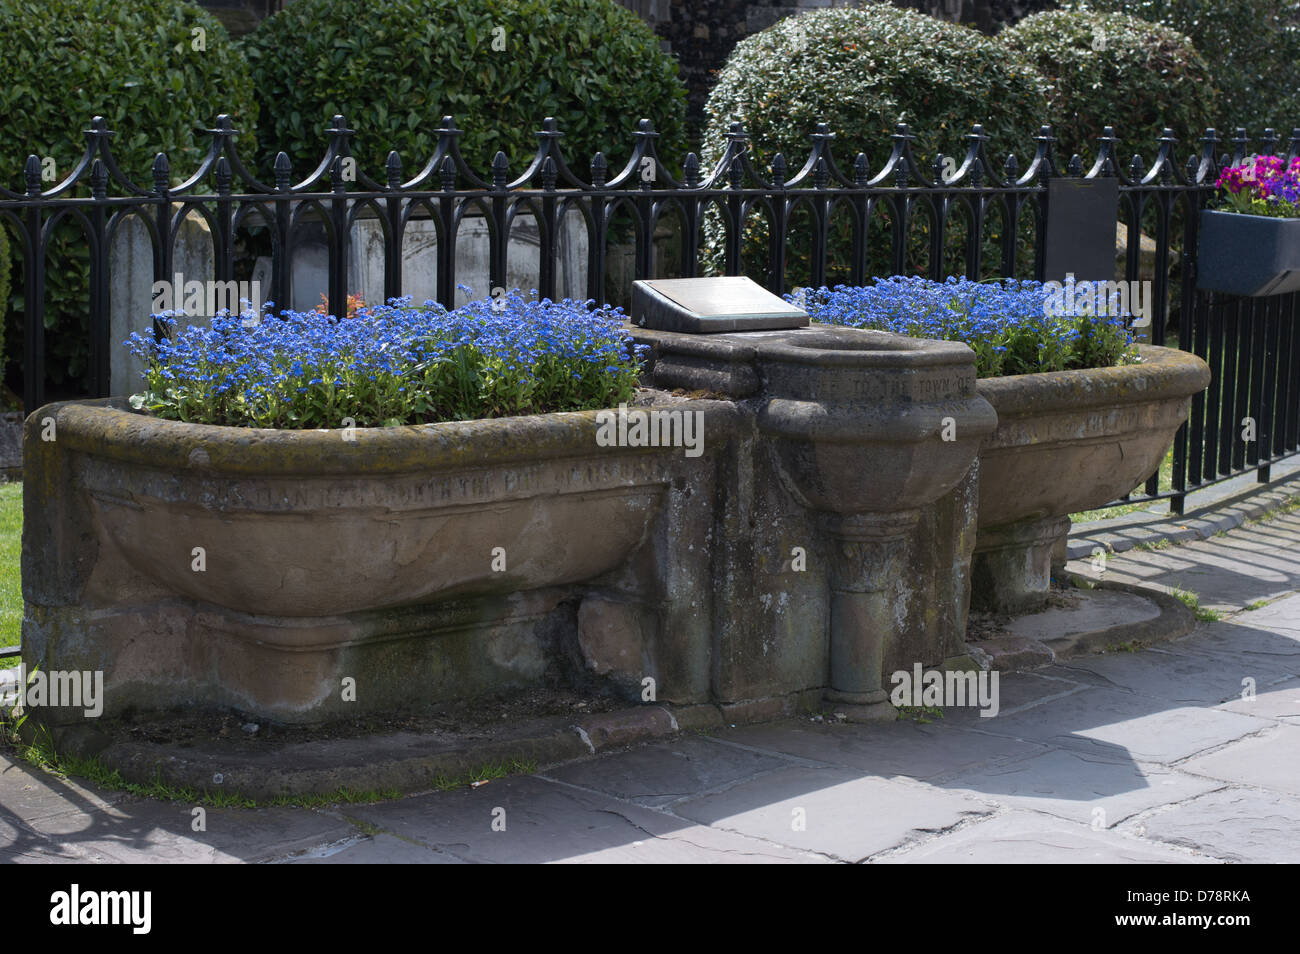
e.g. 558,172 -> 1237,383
702,6 -> 1049,287
0,0 -> 258,394
244,0 -> 689,178
1083,0 -> 1300,140
0,225 -> 8,398
1000,8 -> 1217,162
704,7 -> 1047,172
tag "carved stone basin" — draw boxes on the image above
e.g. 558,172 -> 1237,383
972,344 -> 1211,612
753,325 -> 997,514
58,404 -> 666,619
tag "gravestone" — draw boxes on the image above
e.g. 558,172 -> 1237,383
109,209 -> 215,396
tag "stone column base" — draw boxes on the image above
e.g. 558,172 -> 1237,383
971,515 -> 1072,614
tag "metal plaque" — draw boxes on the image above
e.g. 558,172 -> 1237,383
632,277 -> 809,333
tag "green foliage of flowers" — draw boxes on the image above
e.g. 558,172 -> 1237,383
126,291 -> 645,429
1082,0 -> 1300,139
1000,8 -> 1216,162
243,0 -> 688,178
793,276 -> 1138,378
0,0 -> 258,394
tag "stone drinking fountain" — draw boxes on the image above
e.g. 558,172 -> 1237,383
23,277 -> 998,729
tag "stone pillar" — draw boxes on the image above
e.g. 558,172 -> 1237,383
970,514 -> 1072,614
823,509 -> 919,719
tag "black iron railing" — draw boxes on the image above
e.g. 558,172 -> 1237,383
1,114 -> 1298,513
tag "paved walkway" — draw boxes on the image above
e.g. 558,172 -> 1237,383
3,513 -> 1299,863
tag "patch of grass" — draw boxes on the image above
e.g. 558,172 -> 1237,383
896,705 -> 944,724
430,759 -> 537,792
0,482 -> 20,647
0,718 -> 403,808
1245,599 -> 1270,611
1170,586 -> 1223,622
1133,537 -> 1173,552
266,788 -> 404,808
1106,641 -> 1141,653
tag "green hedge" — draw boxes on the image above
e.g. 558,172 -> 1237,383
0,0 -> 258,393
705,7 -> 1046,169
0,225 -> 9,398
702,6 -> 1049,287
243,0 -> 689,179
1000,8 -> 1217,162
1083,0 -> 1300,140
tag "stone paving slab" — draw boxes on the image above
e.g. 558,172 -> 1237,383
347,775 -> 826,863
1120,787 -> 1300,863
8,798 -> 360,864
1044,647 -> 1251,707
967,686 -> 1265,764
286,831 -> 466,864
670,766 -> 995,862
0,757 -> 130,822
937,749 -> 1222,828
1172,620 -> 1300,677
1177,723 -> 1300,796
712,719 -> 1042,781
877,810 -> 1213,864
539,735 -> 787,808
926,670 -> 1091,727
1216,675 -> 1300,721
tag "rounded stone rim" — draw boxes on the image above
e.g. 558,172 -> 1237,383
975,344 -> 1211,416
27,397 -> 738,477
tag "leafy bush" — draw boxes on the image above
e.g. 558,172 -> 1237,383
705,7 -> 1046,169
126,292 -> 644,428
1000,8 -> 1216,162
1082,0 -> 1300,139
0,226 -> 8,389
795,276 -> 1136,378
1215,155 -> 1300,217
0,0 -> 259,394
702,7 -> 1048,288
244,0 -> 688,178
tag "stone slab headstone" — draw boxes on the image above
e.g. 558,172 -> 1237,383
109,209 -> 214,396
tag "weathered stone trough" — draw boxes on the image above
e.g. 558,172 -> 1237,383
22,321 -> 997,728
971,344 -> 1212,612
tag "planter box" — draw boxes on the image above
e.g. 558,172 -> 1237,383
1197,209 -> 1300,297
22,401 -> 727,724
971,345 -> 1211,612
24,322 -> 995,730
